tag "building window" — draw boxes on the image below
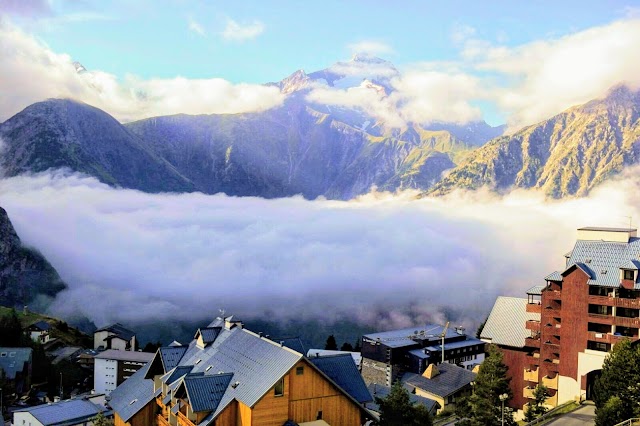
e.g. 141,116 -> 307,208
274,378 -> 285,396
624,270 -> 634,280
296,366 -> 304,375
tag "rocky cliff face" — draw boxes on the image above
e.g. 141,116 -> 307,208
0,206 -> 66,308
428,86 -> 640,197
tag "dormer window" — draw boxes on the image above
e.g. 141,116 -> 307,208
624,270 -> 634,280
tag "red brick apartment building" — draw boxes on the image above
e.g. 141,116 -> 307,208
481,227 -> 640,418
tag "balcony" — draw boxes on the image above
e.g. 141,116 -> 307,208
524,369 -> 538,382
543,341 -> 560,349
587,331 -> 626,345
525,337 -> 541,348
588,295 -> 615,306
157,415 -> 170,426
541,374 -> 558,390
526,321 -> 541,332
588,313 -> 614,325
544,306 -> 561,316
614,316 -> 640,328
523,387 -> 535,399
527,303 -> 542,314
544,392 -> 558,407
616,298 -> 640,309
548,290 -> 562,299
177,412 -> 196,426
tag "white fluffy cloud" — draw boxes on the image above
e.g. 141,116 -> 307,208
0,21 -> 283,122
3,169 -> 639,330
466,18 -> 640,129
222,18 -> 264,41
188,17 -> 205,36
347,40 -> 394,56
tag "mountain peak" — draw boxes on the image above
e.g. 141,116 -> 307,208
350,53 -> 389,65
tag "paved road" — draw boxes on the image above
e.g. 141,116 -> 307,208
546,404 -> 596,426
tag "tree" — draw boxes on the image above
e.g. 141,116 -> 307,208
524,385 -> 549,422
340,342 -> 354,352
324,335 -> 338,350
461,344 -> 515,426
0,309 -> 28,346
593,339 -> 640,426
92,412 -> 114,426
142,341 -> 163,353
376,381 -> 432,426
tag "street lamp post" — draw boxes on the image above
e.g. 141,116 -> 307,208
499,393 -> 509,426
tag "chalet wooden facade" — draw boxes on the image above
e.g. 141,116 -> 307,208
110,317 -> 373,426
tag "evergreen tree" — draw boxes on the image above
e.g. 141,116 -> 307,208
340,342 -> 354,352
376,381 -> 432,426
0,309 -> 28,346
593,339 -> 640,426
324,335 -> 338,350
524,385 -> 549,422
461,344 -> 515,426
92,412 -> 114,426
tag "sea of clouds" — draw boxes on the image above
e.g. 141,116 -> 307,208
2,169 -> 640,332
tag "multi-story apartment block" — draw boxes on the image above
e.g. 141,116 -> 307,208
94,349 -> 153,394
482,226 -> 640,418
361,324 -> 485,386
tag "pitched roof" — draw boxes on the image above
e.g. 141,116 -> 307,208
306,349 -> 361,366
0,347 -> 32,379
95,323 -> 135,341
308,354 -> 372,403
566,238 -> 640,288
161,365 -> 194,385
480,297 -> 540,348
160,346 -> 188,371
544,270 -> 563,281
196,328 -> 222,345
402,363 -> 476,398
276,337 -> 307,354
94,350 -> 154,363
526,285 -> 546,295
177,373 -> 233,412
29,320 -> 51,331
366,383 -> 438,414
16,398 -> 106,426
108,363 -> 155,422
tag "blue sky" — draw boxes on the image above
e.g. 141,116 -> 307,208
1,0 -> 640,126
14,0 -> 633,82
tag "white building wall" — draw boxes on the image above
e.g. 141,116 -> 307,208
13,411 -> 43,426
94,331 -> 110,350
109,338 -> 127,351
94,358 -> 118,394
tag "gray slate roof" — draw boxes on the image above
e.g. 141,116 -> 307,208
308,354 -> 372,403
161,365 -> 194,385
108,363 -> 155,422
480,297 -> 540,348
16,398 -> 106,426
179,373 -> 233,412
544,271 -> 563,282
366,383 -> 438,414
402,363 -> 476,398
160,346 -> 188,371
95,323 -> 135,341
363,324 -> 461,349
565,238 -> 640,288
526,285 -> 546,295
197,328 -> 222,345
29,320 -> 51,331
0,347 -> 32,379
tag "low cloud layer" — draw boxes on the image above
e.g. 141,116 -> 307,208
0,21 -> 283,122
2,170 -> 639,331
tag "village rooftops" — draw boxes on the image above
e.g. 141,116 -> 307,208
13,398 -> 108,426
363,324 -> 463,348
408,337 -> 486,359
366,383 -> 438,414
94,349 -> 154,363
308,353 -> 372,404
403,363 -> 476,398
28,320 -> 51,331
95,323 -> 135,341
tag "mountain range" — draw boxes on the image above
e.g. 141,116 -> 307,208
0,56 -> 502,200
0,56 -> 638,200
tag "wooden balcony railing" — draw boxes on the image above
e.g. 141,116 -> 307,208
177,411 -> 196,426
588,313 -> 614,324
526,321 -> 541,332
588,295 -> 615,306
157,415 -> 170,426
614,316 -> 640,328
616,298 -> 640,309
587,331 -> 627,345
526,303 -> 542,314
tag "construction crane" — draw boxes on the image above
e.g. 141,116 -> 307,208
438,321 -> 450,363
